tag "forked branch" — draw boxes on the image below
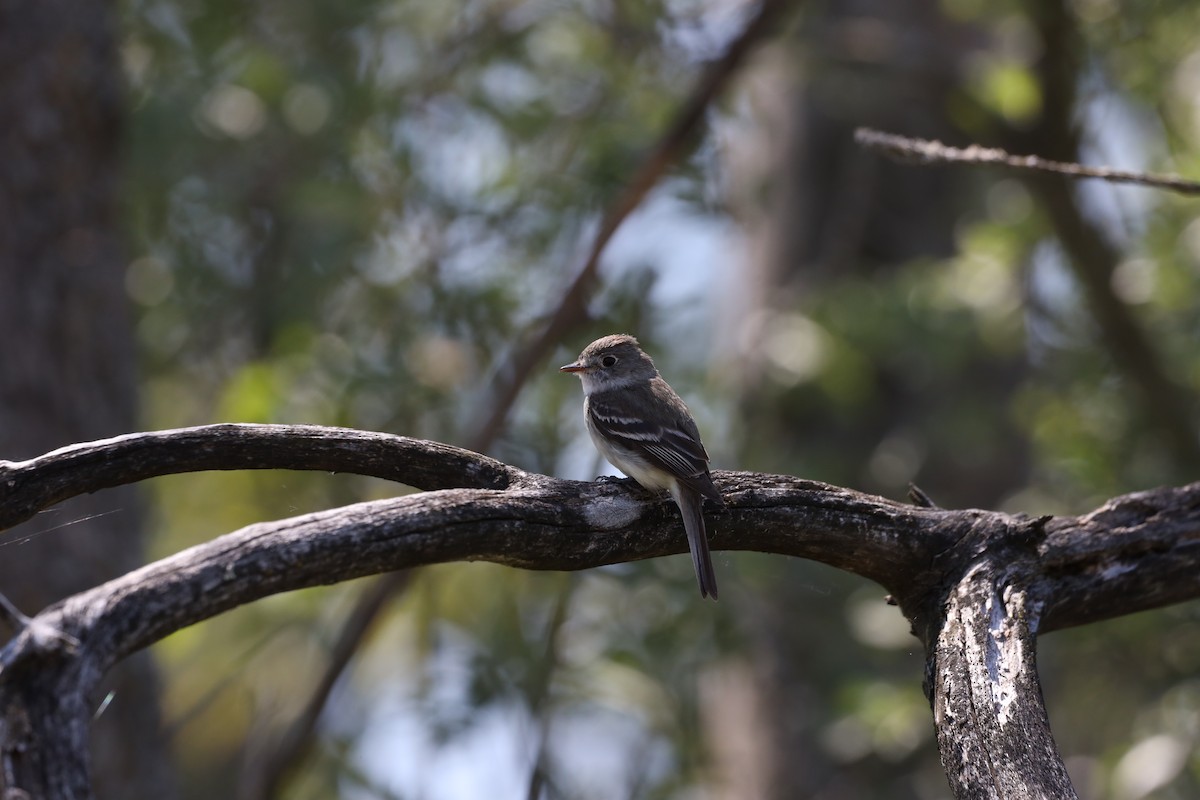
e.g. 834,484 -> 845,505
0,425 -> 1197,799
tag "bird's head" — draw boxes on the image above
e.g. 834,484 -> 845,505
559,334 -> 658,392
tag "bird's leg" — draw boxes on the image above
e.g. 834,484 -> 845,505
594,474 -> 659,499
595,474 -> 636,487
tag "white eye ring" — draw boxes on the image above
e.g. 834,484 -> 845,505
601,355 -> 618,368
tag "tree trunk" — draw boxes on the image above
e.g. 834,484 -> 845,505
725,1 -> 1012,796
0,1 -> 176,797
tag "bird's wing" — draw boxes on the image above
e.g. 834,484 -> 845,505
588,384 -> 723,504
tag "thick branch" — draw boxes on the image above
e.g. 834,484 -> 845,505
922,484 -> 1200,798
13,474 -> 946,671
1,427 -> 1199,799
0,423 -> 520,533
0,467 -> 946,797
1038,484 -> 1200,631
0,428 -> 1197,656
930,562 -> 1075,799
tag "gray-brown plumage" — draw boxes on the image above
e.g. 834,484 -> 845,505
560,334 -> 725,599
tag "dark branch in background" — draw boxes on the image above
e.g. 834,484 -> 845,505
235,570 -> 412,800
470,0 -> 798,452
1032,171 -> 1200,467
854,128 -> 1200,195
855,122 -> 1200,468
1017,0 -> 1200,471
524,578 -> 577,800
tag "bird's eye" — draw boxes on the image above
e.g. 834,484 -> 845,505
601,355 -> 618,368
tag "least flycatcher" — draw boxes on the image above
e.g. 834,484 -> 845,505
560,334 -> 725,599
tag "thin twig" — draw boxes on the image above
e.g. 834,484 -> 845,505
907,484 -> 938,510
855,127 -> 1200,196
857,125 -> 1200,468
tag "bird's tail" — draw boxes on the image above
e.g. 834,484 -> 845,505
672,484 -> 718,600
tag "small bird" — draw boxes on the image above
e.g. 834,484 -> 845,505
560,334 -> 725,599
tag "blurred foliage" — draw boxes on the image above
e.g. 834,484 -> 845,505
111,0 -> 1200,798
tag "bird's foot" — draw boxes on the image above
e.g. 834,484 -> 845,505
595,474 -> 640,488
595,475 -> 658,499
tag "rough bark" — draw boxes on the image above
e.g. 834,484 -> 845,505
930,565 -> 1074,799
1,425 -> 1198,799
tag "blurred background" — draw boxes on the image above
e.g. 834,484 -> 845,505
3,0 -> 1200,797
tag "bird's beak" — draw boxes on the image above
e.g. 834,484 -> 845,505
559,360 -> 587,373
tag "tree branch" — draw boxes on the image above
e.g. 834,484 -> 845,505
854,3 -> 1200,471
1017,0 -> 1200,470
1,426 -> 1199,798
855,125 -> 1200,469
931,562 -> 1076,799
0,423 -> 520,535
854,127 -> 1200,195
